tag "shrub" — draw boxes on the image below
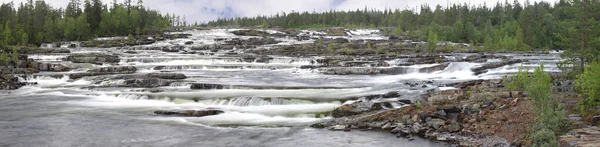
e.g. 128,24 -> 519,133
576,62 -> 600,115
328,42 -> 335,53
505,64 -> 529,91
426,31 -> 438,53
527,64 -> 568,146
0,51 -> 7,65
530,128 -> 558,147
11,47 -> 18,63
415,101 -> 422,111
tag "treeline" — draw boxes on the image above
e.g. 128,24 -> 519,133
206,0 -> 599,51
0,0 -> 173,47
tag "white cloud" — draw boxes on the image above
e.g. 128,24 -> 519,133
0,0 -> 557,23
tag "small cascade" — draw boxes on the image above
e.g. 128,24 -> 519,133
197,97 -> 316,107
97,79 -> 127,86
152,65 -> 297,70
270,58 -> 294,64
117,94 -> 151,100
28,54 -> 69,62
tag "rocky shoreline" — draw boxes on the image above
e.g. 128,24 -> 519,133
309,79 -> 545,147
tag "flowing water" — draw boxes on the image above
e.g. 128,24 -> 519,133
0,29 -> 562,147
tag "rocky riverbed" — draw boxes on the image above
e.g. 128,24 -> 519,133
0,28 -> 567,146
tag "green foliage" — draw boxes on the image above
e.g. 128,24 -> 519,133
527,64 -> 568,146
505,65 -> 530,91
0,0 -> 172,45
328,42 -> 335,53
415,101 -> 422,111
377,47 -> 384,55
530,128 -> 558,147
317,37 -> 323,46
576,62 -> 600,115
10,47 -> 17,63
393,25 -> 403,35
0,51 -> 7,65
426,30 -> 438,53
3,22 -> 14,45
20,33 -> 28,46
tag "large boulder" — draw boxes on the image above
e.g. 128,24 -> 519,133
69,66 -> 137,79
66,53 -> 120,64
230,30 -> 270,36
154,110 -> 224,117
471,59 -> 524,75
122,78 -> 174,88
88,66 -> 137,73
190,83 -> 227,89
146,72 -> 187,80
331,101 -> 383,118
560,127 -> 600,147
0,74 -> 28,90
321,67 -> 381,75
36,63 -> 71,72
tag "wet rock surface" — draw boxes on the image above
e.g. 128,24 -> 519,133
66,53 -> 120,64
230,30 -> 271,36
154,110 -> 224,117
472,59 -> 525,75
0,74 -> 28,90
70,66 -> 137,79
146,72 -> 187,80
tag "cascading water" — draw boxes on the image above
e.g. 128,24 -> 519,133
2,28 -> 565,147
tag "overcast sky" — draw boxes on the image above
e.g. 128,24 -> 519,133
1,0 -> 557,23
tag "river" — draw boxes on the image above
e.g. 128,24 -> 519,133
0,29 -> 561,147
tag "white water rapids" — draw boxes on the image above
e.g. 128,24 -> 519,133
0,28 -> 563,147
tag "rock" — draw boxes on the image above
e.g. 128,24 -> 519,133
70,66 -> 137,79
427,118 -> 446,130
499,104 -> 508,110
331,101 -> 383,118
472,59 -> 525,75
154,110 -> 224,117
122,78 -> 174,88
381,122 -> 394,130
162,46 -> 184,52
411,123 -> 426,134
26,48 -> 70,54
434,110 -> 447,117
0,74 -> 28,90
88,66 -> 137,73
66,53 -> 120,64
124,50 -> 138,54
454,80 -> 483,89
560,127 -> 600,147
592,116 -> 600,126
436,105 -> 462,113
332,38 -> 349,44
230,30 -> 270,36
329,125 -> 347,131
190,83 -> 227,89
322,67 -> 381,75
146,72 -> 187,80
36,63 -> 71,72
184,41 -> 194,45
445,121 -> 461,132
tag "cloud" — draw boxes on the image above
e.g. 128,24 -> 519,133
0,0 -> 557,23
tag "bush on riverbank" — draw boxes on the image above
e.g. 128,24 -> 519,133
525,64 -> 568,147
504,64 -> 529,92
576,62 -> 600,116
